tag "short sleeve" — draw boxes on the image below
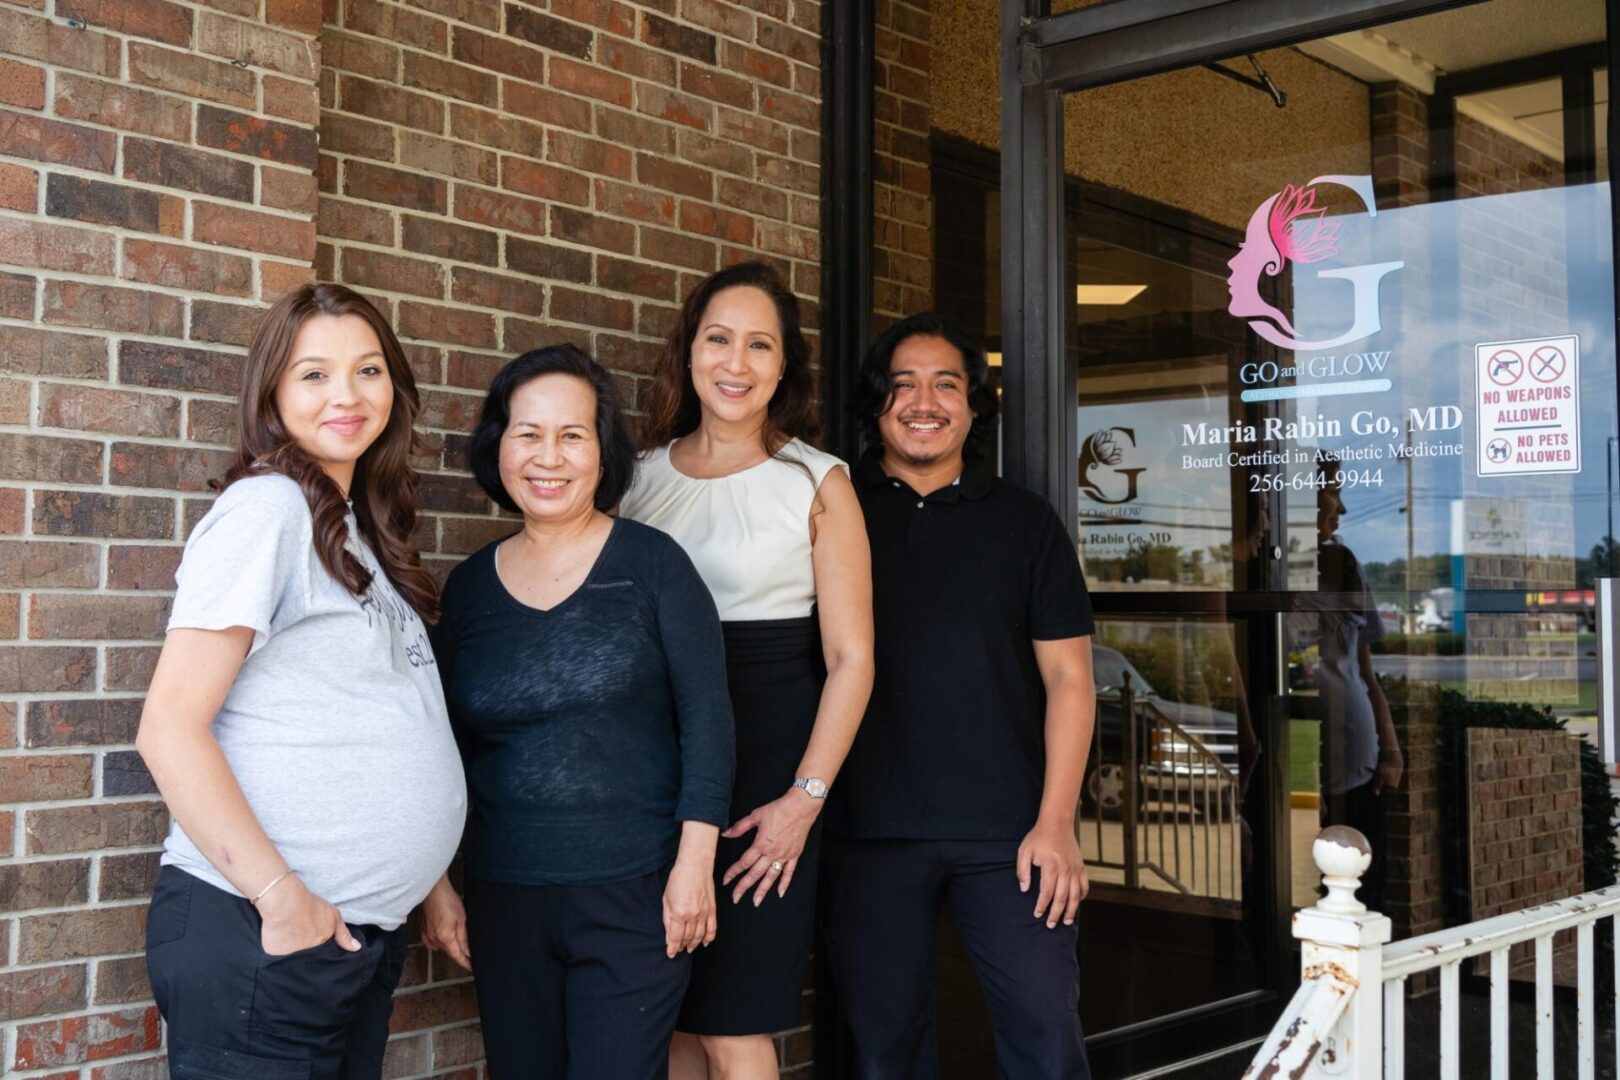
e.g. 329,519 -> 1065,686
1027,503 -> 1095,640
793,440 -> 849,492
167,476 -> 311,655
1353,555 -> 1385,647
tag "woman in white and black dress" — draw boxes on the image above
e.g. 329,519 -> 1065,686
620,261 -> 874,1079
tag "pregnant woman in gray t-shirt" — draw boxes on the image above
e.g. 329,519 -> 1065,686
136,284 -> 467,1080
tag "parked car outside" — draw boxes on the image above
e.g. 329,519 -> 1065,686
1088,645 -> 1243,817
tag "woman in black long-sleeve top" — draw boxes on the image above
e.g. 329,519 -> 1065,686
420,344 -> 735,1080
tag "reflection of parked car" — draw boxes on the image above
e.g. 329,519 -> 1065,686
1088,646 -> 1242,816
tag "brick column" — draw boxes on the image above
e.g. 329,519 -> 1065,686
872,0 -> 929,329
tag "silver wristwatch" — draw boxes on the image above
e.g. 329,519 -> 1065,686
793,777 -> 830,799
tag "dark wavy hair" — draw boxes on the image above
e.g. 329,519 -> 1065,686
639,260 -> 821,456
467,343 -> 637,514
855,312 -> 999,462
224,283 -> 438,620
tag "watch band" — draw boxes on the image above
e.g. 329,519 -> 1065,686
793,777 -> 829,799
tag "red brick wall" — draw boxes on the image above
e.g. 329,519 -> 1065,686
1467,728 -> 1583,976
0,0 -> 826,1076
872,0 -> 929,329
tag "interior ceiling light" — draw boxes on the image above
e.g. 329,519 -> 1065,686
1076,284 -> 1147,305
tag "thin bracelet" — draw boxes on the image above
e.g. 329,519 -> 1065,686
250,869 -> 297,909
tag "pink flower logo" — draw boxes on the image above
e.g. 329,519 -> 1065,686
1226,174 -> 1403,352
1268,184 -> 1341,267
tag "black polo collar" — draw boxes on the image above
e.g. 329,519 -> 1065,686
854,446 -> 993,502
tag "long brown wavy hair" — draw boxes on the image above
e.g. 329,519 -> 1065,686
639,261 -> 821,456
224,283 -> 439,621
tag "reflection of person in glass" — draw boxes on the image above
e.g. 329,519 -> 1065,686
1312,455 -> 1402,909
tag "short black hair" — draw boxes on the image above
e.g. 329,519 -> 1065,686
855,312 -> 999,462
467,343 -> 637,513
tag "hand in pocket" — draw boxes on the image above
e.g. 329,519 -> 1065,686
256,874 -> 360,956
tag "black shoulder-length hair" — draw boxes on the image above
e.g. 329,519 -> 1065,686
466,343 -> 637,513
855,311 -> 999,462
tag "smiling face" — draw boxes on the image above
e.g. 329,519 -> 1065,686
273,313 -> 394,494
877,333 -> 973,470
688,285 -> 785,430
498,373 -> 602,526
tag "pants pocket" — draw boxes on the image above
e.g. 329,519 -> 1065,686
250,936 -> 380,1039
145,868 -> 194,950
170,1042 -> 310,1079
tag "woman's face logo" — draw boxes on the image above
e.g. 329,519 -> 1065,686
1225,175 -> 1404,352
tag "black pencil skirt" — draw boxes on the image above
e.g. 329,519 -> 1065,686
678,616 -> 825,1036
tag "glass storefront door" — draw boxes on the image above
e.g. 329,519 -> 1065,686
925,0 -> 1616,1073
1063,1 -> 1614,1072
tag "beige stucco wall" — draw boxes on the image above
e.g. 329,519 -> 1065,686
931,1 -> 1372,230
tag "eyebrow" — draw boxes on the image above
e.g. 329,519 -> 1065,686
510,421 -> 591,430
290,351 -> 385,368
891,367 -> 965,379
702,322 -> 778,343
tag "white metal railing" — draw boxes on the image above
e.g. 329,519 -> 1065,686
1243,826 -> 1620,1079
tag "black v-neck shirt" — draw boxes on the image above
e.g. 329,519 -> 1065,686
826,450 -> 1095,841
432,518 -> 735,885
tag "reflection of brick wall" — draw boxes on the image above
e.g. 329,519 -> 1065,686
1452,104 -> 1582,711
873,0 -> 931,329
1386,703 -> 1442,939
1368,85 -> 1584,948
1371,82 -> 1430,209
1467,729 -> 1583,972
1368,84 -> 1445,945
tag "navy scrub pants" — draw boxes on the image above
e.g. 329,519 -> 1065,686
464,867 -> 691,1080
823,837 -> 1092,1080
145,865 -> 408,1080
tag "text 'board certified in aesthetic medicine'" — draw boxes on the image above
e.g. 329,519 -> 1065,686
1475,334 -> 1580,477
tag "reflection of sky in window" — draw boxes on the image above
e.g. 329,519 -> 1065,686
1283,183 -> 1615,567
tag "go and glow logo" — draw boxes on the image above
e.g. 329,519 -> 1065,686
1225,174 -> 1404,354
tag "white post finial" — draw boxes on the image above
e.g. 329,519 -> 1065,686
1313,825 -> 1372,915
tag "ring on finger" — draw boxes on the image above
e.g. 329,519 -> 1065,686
769,860 -> 783,873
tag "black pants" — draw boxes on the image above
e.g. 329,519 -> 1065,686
145,866 -> 407,1080
823,837 -> 1091,1080
465,869 -> 691,1080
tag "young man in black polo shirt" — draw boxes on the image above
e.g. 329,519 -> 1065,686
824,313 -> 1096,1078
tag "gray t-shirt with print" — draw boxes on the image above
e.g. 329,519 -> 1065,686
161,473 -> 467,930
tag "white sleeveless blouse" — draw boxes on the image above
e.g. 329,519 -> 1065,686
619,438 -> 848,621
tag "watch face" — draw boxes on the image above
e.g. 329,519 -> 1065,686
804,778 -> 829,798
